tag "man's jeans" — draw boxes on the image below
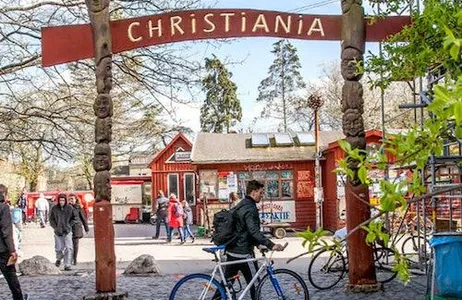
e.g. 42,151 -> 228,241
55,232 -> 73,267
167,226 -> 185,242
0,251 -> 24,300
154,215 -> 170,239
37,210 -> 46,227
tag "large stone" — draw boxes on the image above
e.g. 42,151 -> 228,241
123,255 -> 161,276
18,256 -> 61,276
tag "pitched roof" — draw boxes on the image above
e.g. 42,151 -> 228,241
148,132 -> 193,167
191,131 -> 344,164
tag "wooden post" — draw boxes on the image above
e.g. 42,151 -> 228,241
84,0 -> 121,297
341,0 -> 378,289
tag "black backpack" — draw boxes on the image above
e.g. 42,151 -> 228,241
211,204 -> 247,246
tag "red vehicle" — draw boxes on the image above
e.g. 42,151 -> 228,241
25,190 -> 94,222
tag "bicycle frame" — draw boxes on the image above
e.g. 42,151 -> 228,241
204,252 -> 281,300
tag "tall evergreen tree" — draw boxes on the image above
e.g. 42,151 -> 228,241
200,55 -> 242,133
257,39 -> 306,132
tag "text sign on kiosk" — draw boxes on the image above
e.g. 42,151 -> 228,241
174,151 -> 191,162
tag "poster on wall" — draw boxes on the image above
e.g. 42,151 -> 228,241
257,201 -> 296,223
297,170 -> 314,198
199,170 -> 218,199
111,184 -> 142,204
218,172 -> 237,201
337,174 -> 346,220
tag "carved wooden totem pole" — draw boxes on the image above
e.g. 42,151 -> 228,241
341,0 -> 377,288
85,0 -> 118,295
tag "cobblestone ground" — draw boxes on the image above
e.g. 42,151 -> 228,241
0,271 -> 427,299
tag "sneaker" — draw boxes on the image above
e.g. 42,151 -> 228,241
23,294 -> 30,300
180,241 -> 185,245
191,237 -> 195,243
64,266 -> 71,271
55,260 -> 61,267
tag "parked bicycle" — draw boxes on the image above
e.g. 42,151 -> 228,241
307,241 -> 397,290
169,242 -> 310,300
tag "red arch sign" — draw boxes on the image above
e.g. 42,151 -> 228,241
41,9 -> 411,67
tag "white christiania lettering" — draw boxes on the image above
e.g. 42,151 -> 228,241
148,19 -> 162,38
307,18 -> 325,36
241,12 -> 247,32
204,13 -> 215,33
128,22 -> 142,42
220,12 -> 235,32
252,14 -> 269,32
275,15 -> 291,33
170,16 -> 184,36
297,15 -> 303,35
190,14 -> 197,34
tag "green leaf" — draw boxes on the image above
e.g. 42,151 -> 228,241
456,126 -> 462,139
450,44 -> 460,60
338,140 -> 351,153
358,166 -> 368,184
454,102 -> 462,124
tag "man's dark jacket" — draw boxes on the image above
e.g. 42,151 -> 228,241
50,203 -> 74,236
0,202 -> 15,254
226,196 -> 275,255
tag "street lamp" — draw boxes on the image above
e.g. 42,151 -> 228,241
307,93 -> 325,230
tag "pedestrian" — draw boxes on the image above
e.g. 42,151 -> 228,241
152,190 -> 170,240
34,193 -> 49,228
213,180 -> 284,300
49,193 -> 75,271
10,205 -> 22,257
228,191 -> 240,209
68,193 -> 89,265
167,194 -> 185,244
0,184 -> 29,300
181,200 -> 195,243
17,189 -> 27,225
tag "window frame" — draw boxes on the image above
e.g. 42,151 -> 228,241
167,173 -> 179,198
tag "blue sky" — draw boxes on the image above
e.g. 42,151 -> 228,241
172,0 -> 381,133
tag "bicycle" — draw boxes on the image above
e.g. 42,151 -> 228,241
307,242 -> 397,290
169,242 -> 310,299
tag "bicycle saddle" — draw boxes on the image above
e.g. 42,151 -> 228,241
202,245 -> 226,254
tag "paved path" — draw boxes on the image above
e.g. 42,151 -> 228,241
0,223 -> 428,299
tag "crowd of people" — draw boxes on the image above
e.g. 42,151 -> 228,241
152,190 -> 195,244
152,190 -> 243,244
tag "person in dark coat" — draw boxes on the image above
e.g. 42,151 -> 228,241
49,193 -> 75,271
153,190 -> 170,240
213,180 -> 284,300
68,194 -> 89,265
0,184 -> 28,300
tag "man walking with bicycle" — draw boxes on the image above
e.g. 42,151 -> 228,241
213,180 -> 284,300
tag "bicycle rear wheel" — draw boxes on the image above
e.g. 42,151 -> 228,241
308,248 -> 346,290
256,269 -> 309,300
374,247 -> 398,283
169,273 -> 227,300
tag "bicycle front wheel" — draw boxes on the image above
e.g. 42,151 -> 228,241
169,273 -> 227,300
256,269 -> 309,300
308,248 -> 346,290
374,247 -> 398,284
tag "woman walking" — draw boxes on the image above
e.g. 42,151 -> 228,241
167,194 -> 185,244
68,194 -> 89,265
181,200 -> 195,243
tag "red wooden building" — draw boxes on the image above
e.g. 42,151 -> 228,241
190,131 -> 344,230
149,133 -> 195,212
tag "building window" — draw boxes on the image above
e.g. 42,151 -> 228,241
237,170 -> 293,200
199,170 -> 218,199
168,173 -> 179,197
184,173 -> 195,205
